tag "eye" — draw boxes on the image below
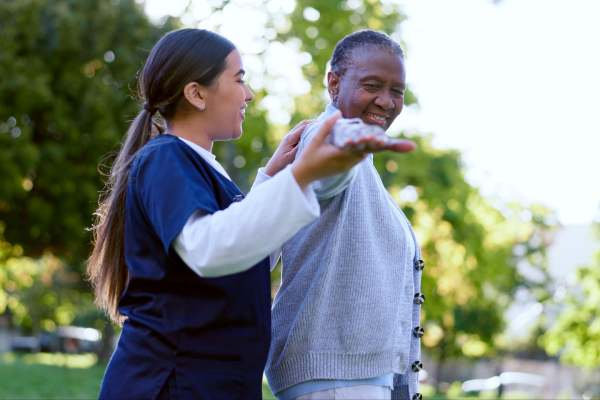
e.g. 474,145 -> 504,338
363,84 -> 380,91
391,89 -> 404,97
238,79 -> 245,84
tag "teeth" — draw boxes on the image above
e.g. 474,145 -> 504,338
366,112 -> 386,121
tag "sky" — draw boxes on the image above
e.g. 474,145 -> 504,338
142,0 -> 600,226
394,0 -> 600,226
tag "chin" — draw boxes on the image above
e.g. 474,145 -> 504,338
232,130 -> 243,140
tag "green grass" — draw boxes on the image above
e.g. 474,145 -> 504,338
0,352 -> 105,399
0,352 -> 277,399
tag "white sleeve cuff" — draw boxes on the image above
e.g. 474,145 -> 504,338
251,167 -> 273,189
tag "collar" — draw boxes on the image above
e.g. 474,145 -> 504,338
317,103 -> 341,122
176,136 -> 216,161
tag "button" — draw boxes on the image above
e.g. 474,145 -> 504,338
232,195 -> 244,202
413,393 -> 423,400
411,361 -> 423,372
413,293 -> 425,305
413,326 -> 424,338
414,260 -> 424,271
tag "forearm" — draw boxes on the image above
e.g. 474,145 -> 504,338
173,166 -> 319,277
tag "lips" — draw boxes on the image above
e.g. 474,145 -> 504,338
364,111 -> 388,125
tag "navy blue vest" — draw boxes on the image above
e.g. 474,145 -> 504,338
99,135 -> 271,399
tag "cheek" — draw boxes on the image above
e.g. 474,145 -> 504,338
343,90 -> 373,113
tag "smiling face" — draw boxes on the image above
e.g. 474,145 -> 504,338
203,49 -> 254,141
328,47 -> 406,131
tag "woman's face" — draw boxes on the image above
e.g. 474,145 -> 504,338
204,49 -> 254,141
329,47 -> 406,132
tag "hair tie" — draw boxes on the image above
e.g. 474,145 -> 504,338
143,103 -> 158,114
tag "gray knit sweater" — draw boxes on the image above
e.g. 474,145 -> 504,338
266,105 -> 423,399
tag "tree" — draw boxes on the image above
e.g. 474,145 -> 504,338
542,222 -> 600,369
0,0 -> 175,341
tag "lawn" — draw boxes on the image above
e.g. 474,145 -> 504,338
0,352 -> 276,399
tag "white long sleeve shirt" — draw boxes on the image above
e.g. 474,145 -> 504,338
171,136 -> 320,278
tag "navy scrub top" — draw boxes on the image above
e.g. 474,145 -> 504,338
99,135 -> 272,400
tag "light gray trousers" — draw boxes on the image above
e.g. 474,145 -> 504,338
293,385 -> 391,400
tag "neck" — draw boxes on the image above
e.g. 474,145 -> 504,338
166,117 -> 213,153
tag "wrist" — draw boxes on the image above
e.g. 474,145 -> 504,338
291,164 -> 311,190
263,161 -> 281,177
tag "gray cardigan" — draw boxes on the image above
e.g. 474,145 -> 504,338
266,105 -> 423,399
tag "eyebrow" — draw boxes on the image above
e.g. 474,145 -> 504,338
235,69 -> 245,77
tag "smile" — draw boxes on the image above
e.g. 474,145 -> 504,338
364,112 -> 387,124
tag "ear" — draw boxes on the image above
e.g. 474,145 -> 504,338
183,82 -> 207,111
327,72 -> 340,104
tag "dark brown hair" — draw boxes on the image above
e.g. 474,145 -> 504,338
87,29 -> 235,325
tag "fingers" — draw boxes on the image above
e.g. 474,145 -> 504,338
385,139 -> 417,153
288,144 -> 300,158
287,124 -> 307,141
285,119 -> 315,146
341,134 -> 388,153
313,111 -> 341,143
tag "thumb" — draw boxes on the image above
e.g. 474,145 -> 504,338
313,111 -> 341,144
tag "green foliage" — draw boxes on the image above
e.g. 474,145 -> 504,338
0,0 -> 175,333
0,0 -> 174,261
0,223 -> 91,334
542,223 -> 600,368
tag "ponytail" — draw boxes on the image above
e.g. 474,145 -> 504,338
86,29 -> 235,325
87,109 -> 161,325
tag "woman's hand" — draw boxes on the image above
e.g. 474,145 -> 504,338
264,120 -> 315,177
292,112 -> 367,190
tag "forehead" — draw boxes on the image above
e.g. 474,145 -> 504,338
225,49 -> 243,70
345,47 -> 405,83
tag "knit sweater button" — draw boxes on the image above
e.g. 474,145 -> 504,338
413,326 -> 424,338
411,361 -> 423,372
413,293 -> 425,305
413,393 -> 423,400
414,260 -> 424,271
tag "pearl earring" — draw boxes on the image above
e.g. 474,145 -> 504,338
199,103 -> 204,109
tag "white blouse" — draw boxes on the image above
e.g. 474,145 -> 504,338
171,136 -> 320,278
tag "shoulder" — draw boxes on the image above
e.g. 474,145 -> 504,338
131,135 -> 209,186
300,119 -> 325,144
137,134 -> 192,161
133,135 -> 204,172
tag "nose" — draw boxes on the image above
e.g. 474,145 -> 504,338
374,91 -> 394,110
245,84 -> 254,102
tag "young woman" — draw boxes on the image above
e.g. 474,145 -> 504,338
87,28 -> 378,400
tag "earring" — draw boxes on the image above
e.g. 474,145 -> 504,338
199,103 -> 204,110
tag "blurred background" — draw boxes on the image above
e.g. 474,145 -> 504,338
0,0 -> 598,398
